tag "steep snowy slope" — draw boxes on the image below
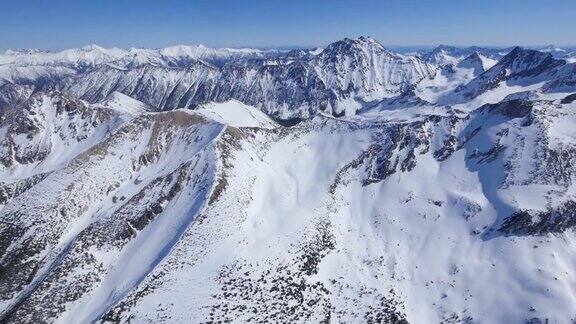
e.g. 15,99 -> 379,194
0,91 -> 233,323
104,96 -> 576,323
312,37 -> 436,111
98,91 -> 152,115
0,65 -> 76,87
0,91 -> 124,181
456,52 -> 497,75
359,89 -> 436,115
195,100 -> 278,129
2,89 -> 576,323
62,59 -> 221,110
416,52 -> 497,104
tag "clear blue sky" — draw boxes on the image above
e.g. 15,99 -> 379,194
1,0 -> 574,50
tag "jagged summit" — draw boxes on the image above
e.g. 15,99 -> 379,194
438,45 -> 575,104
318,36 -> 389,57
494,46 -> 564,76
457,52 -> 484,70
457,51 -> 497,74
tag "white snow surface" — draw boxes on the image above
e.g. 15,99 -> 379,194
98,91 -> 151,115
0,44 -> 275,67
194,100 -> 277,129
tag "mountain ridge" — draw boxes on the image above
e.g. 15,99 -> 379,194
1,36 -> 576,323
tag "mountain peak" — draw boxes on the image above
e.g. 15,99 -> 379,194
496,46 -> 563,74
504,46 -> 553,59
356,35 -> 380,44
457,51 -> 497,74
507,45 -> 525,55
433,44 -> 460,52
468,51 -> 482,59
320,36 -> 388,57
81,44 -> 106,52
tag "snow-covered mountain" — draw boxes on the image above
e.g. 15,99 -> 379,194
1,37 -> 576,323
47,37 -> 433,120
0,44 -> 277,68
442,47 -> 575,105
3,37 -> 438,120
456,52 -> 498,75
422,45 -> 510,66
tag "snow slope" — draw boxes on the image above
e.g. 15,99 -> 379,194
103,99 -> 576,323
0,92 -> 228,322
98,91 -> 151,115
195,100 -> 277,129
1,39 -> 576,323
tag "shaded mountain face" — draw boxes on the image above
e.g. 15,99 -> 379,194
494,47 -> 565,78
1,37 -> 576,323
456,52 -> 497,75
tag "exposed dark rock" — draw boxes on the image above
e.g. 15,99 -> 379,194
500,200 -> 576,235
